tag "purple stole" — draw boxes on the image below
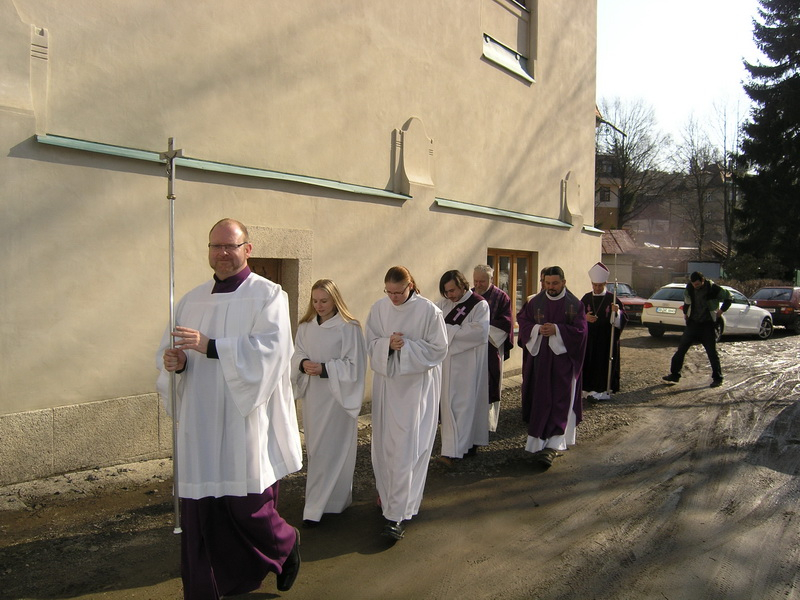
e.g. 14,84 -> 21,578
444,292 -> 484,326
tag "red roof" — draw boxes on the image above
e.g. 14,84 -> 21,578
601,230 -> 637,254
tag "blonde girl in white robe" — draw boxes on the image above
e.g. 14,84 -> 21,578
291,279 -> 366,526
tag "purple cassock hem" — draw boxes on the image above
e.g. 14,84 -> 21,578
180,482 -> 296,600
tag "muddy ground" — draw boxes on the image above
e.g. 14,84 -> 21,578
2,326 -> 799,600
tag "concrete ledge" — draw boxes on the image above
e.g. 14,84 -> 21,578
53,394 -> 161,473
158,399 -> 175,453
2,372 -> 523,486
0,393 -> 170,486
0,409 -> 54,484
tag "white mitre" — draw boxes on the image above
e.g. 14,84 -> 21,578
589,262 -> 610,283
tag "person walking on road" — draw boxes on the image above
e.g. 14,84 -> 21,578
156,218 -> 303,598
436,269 -> 490,464
580,262 -> 627,399
517,266 -> 587,470
366,266 -> 448,541
663,271 -> 731,388
291,279 -> 366,528
472,264 -> 514,432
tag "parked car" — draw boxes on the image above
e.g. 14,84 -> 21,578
750,286 -> 800,334
642,283 -> 774,340
605,282 -> 646,323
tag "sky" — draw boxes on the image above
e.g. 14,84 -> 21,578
596,0 -> 765,142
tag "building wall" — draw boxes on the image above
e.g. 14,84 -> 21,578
0,0 -> 599,484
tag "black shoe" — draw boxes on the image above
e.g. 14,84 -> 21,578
437,455 -> 457,467
380,519 -> 405,540
277,527 -> 301,592
534,448 -> 558,470
662,373 -> 680,383
710,379 -> 723,388
466,445 -> 478,457
302,519 -> 319,529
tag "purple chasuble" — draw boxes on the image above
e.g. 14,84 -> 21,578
475,285 -> 514,404
517,289 -> 587,440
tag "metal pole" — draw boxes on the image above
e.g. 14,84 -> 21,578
160,138 -> 183,534
605,254 -> 618,396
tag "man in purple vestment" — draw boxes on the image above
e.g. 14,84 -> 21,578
158,219 -> 302,599
473,265 -> 514,432
520,267 -> 548,423
516,266 -> 587,470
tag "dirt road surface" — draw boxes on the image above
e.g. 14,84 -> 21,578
2,327 -> 799,600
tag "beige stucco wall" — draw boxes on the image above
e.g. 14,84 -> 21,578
1,0 -> 599,484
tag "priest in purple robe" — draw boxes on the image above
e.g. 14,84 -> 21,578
472,264 -> 514,432
516,266 -> 587,470
521,267 -> 548,423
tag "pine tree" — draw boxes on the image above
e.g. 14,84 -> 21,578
735,0 -> 800,279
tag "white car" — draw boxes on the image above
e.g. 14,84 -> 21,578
642,283 -> 774,340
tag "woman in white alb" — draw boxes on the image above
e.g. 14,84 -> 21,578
291,279 -> 366,527
366,266 -> 448,541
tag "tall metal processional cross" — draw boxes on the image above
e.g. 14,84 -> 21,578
159,137 -> 184,534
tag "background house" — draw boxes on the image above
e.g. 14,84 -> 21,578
0,0 -> 600,484
601,229 -> 635,285
595,148 -> 733,296
594,152 -> 621,231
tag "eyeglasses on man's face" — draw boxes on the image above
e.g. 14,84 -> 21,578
384,283 -> 410,297
208,242 -> 248,252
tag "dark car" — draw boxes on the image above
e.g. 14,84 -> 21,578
606,282 -> 646,323
750,286 -> 800,333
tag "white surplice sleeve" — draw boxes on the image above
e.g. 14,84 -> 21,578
366,303 -> 392,377
325,321 -> 367,418
290,322 -> 311,401
525,324 -> 543,357
488,325 -> 508,349
216,285 -> 294,417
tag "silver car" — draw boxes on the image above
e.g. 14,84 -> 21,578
642,283 -> 774,340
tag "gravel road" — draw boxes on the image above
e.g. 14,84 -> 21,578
2,326 -> 798,600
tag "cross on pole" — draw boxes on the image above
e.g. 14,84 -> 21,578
159,137 -> 184,535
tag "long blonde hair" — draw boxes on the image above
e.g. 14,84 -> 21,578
299,279 -> 360,325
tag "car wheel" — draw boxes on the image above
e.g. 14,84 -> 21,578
758,318 -> 774,340
647,326 -> 665,338
714,320 -> 723,342
791,320 -> 800,335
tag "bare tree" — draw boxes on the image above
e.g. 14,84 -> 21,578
671,117 -> 724,260
596,98 -> 673,229
711,101 -> 747,262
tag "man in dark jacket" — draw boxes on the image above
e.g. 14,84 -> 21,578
663,272 -> 732,388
